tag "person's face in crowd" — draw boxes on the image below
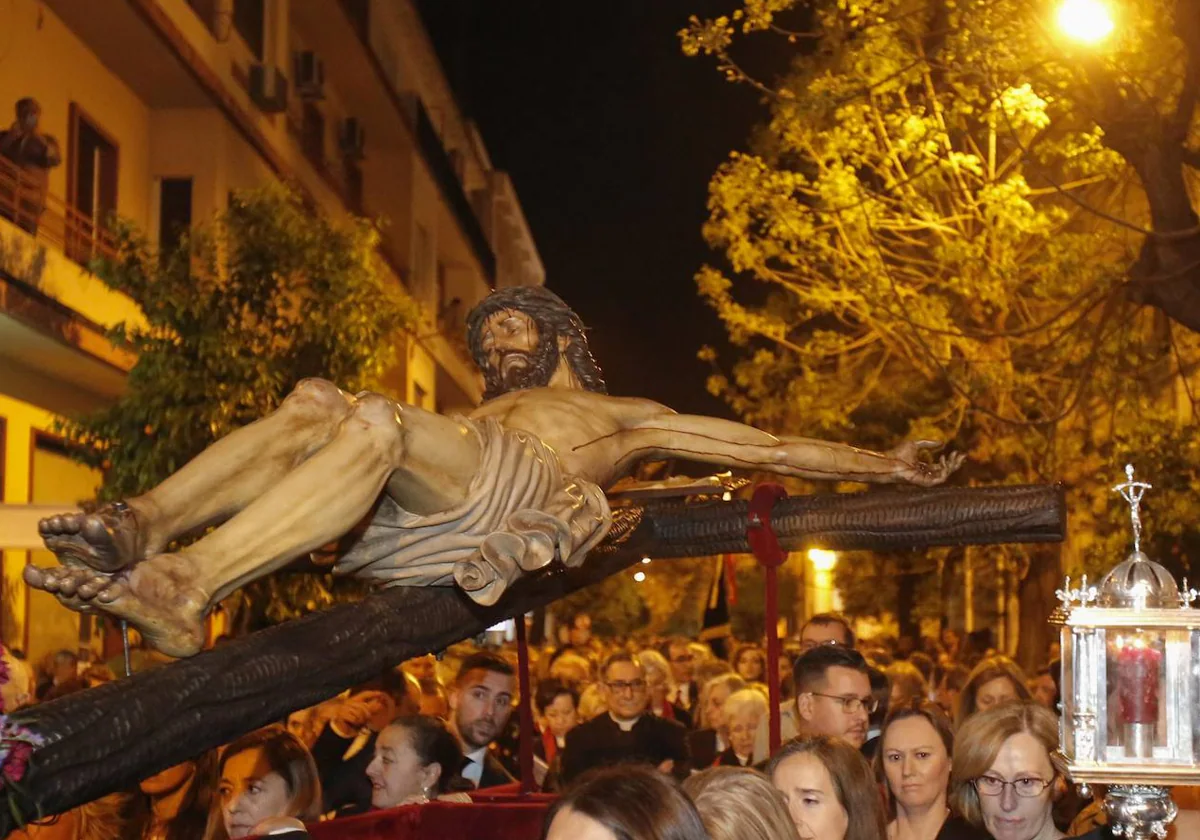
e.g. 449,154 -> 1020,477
602,660 -> 650,720
365,724 -> 439,809
882,716 -> 951,814
728,707 -> 762,758
546,806 -> 618,840
404,655 -> 437,682
542,692 -> 578,739
218,748 -> 294,839
51,655 -> 77,684
797,666 -> 871,747
667,643 -> 694,683
976,732 -> 1058,840
419,690 -> 448,719
139,760 -> 195,796
941,628 -> 960,652
736,650 -> 765,682
569,615 -> 592,648
705,682 -> 734,734
935,679 -> 960,718
286,709 -> 316,748
799,621 -> 850,653
1029,674 -> 1057,710
772,752 -> 850,840
780,655 -> 795,688
975,676 -> 1021,715
450,668 -> 515,751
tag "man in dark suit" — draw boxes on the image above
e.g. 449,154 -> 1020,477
448,651 -> 517,789
560,652 -> 690,784
661,637 -> 699,718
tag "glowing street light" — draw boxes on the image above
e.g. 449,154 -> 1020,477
641,556 -> 652,564
633,571 -> 646,583
1056,0 -> 1114,44
807,548 -> 838,571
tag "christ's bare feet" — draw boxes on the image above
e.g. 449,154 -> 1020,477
38,502 -> 147,573
24,553 -> 208,658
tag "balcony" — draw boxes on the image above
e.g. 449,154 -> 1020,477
0,156 -> 117,269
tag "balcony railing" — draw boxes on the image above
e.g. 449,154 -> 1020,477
0,154 -> 117,267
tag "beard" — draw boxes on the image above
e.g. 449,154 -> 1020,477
489,339 -> 560,396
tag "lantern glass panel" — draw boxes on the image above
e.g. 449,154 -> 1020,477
1103,629 -> 1167,761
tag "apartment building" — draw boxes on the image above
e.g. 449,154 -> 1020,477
0,0 -> 545,665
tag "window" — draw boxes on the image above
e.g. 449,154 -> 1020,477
301,103 -> 325,170
67,105 -> 118,265
233,0 -> 266,60
158,178 -> 193,255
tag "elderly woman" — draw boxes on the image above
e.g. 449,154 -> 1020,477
877,701 -> 988,840
955,656 -> 1031,728
718,689 -> 767,767
688,673 -> 747,769
639,648 -> 692,727
767,735 -> 887,840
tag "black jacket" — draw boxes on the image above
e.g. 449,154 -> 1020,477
309,726 -> 375,814
470,749 -> 516,789
560,713 -> 690,784
715,746 -> 753,767
687,728 -> 719,769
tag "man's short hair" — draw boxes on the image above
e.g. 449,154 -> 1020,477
801,612 -> 855,648
600,651 -> 643,680
455,651 -> 514,685
659,636 -> 690,660
793,645 -> 870,695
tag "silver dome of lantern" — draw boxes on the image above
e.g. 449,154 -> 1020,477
1098,465 -> 1182,609
1098,550 -> 1180,609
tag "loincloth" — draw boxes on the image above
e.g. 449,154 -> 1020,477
335,417 -> 612,606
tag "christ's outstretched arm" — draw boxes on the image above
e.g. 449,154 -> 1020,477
589,411 -> 963,487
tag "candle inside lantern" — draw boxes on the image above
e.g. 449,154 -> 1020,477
1117,635 -> 1161,757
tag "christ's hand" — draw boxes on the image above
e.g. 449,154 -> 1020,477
885,440 -> 965,487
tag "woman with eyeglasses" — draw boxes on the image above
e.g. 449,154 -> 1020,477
876,701 -> 989,840
949,702 -> 1071,840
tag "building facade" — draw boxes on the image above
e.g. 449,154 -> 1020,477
0,0 -> 543,666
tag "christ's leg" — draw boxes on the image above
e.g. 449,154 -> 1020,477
25,396 -> 482,657
38,378 -> 354,572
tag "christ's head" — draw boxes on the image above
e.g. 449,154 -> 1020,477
466,286 -> 606,400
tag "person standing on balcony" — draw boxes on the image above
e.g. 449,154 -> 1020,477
0,98 -> 61,235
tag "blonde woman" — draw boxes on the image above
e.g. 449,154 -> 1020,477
718,689 -> 767,767
684,766 -> 800,840
949,703 -> 1064,840
639,648 -> 691,727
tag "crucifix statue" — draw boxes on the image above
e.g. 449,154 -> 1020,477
26,287 -> 963,657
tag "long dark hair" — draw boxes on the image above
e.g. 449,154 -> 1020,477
767,735 -> 886,840
466,286 -> 607,400
543,765 -> 708,840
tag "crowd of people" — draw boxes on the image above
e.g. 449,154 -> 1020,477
0,612 -> 1193,839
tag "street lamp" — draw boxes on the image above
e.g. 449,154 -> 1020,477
633,571 -> 646,583
807,548 -> 838,572
1056,0 -> 1115,44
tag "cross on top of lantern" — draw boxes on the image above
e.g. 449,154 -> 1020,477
1056,465 -> 1200,787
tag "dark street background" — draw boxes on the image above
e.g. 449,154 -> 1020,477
419,2 -> 765,418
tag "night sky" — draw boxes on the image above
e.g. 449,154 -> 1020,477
418,2 -> 765,418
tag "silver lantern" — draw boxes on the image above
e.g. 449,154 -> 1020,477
1055,466 -> 1200,839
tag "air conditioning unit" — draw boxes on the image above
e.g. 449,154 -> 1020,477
338,118 -> 366,160
293,51 -> 325,101
249,63 -> 288,113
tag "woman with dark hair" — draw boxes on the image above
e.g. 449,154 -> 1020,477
364,715 -> 464,810
955,656 -> 1031,728
534,679 -> 579,788
877,701 -> 988,840
731,645 -> 766,684
136,752 -> 219,840
767,735 -> 886,840
203,727 -> 322,840
543,765 -> 708,840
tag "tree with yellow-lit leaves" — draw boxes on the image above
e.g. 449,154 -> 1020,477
682,0 -> 1200,664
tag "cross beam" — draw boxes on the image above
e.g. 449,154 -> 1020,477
1,484 -> 1064,831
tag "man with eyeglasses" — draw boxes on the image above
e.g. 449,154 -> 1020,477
752,644 -> 874,763
661,636 -> 698,714
559,652 -> 689,784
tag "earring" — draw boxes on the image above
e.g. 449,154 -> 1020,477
421,785 -> 433,802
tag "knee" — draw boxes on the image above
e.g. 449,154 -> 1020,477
346,393 -> 405,454
281,378 -> 352,424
